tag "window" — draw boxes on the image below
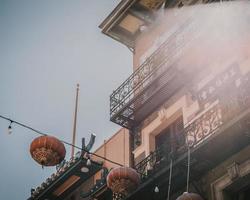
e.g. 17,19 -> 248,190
155,116 -> 184,153
223,180 -> 250,200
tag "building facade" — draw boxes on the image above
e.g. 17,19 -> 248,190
29,1 -> 250,200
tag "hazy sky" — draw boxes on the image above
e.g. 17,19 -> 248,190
0,1 -> 132,199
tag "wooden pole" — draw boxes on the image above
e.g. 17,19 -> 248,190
71,83 -> 79,158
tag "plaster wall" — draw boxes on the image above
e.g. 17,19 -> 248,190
92,128 -> 131,181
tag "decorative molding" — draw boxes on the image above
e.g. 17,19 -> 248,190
227,162 -> 240,181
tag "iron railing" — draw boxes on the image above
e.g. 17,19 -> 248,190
135,72 -> 250,178
110,17 -> 199,128
135,146 -> 169,178
134,103 -> 222,177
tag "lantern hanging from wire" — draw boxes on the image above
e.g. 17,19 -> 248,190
30,135 -> 66,167
176,147 -> 204,200
107,167 -> 140,200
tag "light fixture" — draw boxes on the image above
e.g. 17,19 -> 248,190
139,24 -> 148,32
86,158 -> 91,166
86,154 -> 91,166
8,121 -> 13,134
154,186 -> 159,193
81,166 -> 89,173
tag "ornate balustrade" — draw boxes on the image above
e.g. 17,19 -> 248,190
135,147 -> 168,178
185,102 -> 222,148
135,74 -> 250,180
110,18 -> 196,129
134,103 -> 222,178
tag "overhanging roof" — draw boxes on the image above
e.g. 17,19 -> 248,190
99,0 -> 165,48
28,156 -> 102,200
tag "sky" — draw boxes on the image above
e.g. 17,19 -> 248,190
0,1 -> 132,199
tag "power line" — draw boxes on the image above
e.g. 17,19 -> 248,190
0,115 -> 47,136
0,114 -> 123,167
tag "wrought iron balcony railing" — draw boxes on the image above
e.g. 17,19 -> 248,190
135,103 -> 222,178
110,19 -> 197,129
135,146 -> 167,178
135,72 -> 250,179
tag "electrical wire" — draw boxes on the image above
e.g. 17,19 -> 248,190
0,114 -> 123,167
186,146 -> 191,192
166,158 -> 173,200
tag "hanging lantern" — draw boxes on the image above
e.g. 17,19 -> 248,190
107,167 -> 140,200
176,192 -> 204,200
30,135 -> 66,167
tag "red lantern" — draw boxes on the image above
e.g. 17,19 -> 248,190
30,135 -> 66,167
107,167 -> 140,198
176,192 -> 204,200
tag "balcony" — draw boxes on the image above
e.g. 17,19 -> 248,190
110,19 -> 194,129
129,72 -> 250,200
135,102 -> 223,178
